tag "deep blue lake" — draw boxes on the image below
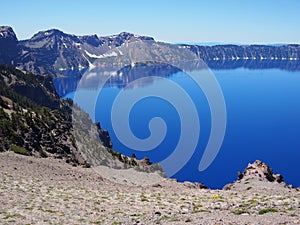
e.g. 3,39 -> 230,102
56,68 -> 300,189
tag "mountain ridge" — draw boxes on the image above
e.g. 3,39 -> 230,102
0,26 -> 300,76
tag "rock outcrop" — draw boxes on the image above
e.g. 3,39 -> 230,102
223,160 -> 292,191
95,122 -> 112,148
238,160 -> 284,183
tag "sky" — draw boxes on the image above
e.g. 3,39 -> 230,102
1,0 -> 300,44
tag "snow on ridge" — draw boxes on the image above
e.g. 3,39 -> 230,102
82,53 -> 95,70
84,50 -> 118,59
84,50 -> 103,59
103,51 -> 118,57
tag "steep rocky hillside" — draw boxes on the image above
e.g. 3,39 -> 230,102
0,64 -> 164,174
0,64 -> 78,161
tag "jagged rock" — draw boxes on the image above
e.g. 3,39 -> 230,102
237,171 -> 243,180
275,173 -> 283,183
241,160 -> 283,183
95,122 -> 113,148
139,157 -> 151,166
183,181 -> 207,189
222,183 -> 233,191
223,160 -> 291,191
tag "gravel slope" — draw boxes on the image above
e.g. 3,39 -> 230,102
0,152 -> 299,225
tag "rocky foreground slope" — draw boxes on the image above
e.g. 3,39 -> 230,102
0,152 -> 299,225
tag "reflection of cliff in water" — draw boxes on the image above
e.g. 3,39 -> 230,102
53,62 -> 181,96
206,59 -> 300,70
53,76 -> 82,97
53,59 -> 300,97
109,62 -> 181,89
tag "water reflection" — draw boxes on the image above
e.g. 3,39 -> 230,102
54,59 -> 300,97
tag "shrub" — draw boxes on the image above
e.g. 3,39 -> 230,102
10,145 -> 30,156
232,209 -> 248,215
39,150 -> 48,158
258,208 -> 278,215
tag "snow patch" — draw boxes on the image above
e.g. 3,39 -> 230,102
85,50 -> 118,59
82,54 -> 95,70
84,50 -> 103,59
78,64 -> 85,70
104,51 -> 118,57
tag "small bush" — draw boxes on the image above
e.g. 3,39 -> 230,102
39,150 -> 48,158
232,209 -> 248,215
259,208 -> 278,215
10,145 -> 29,156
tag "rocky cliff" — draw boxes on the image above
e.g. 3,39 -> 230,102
0,26 -> 19,65
186,44 -> 300,70
0,26 -> 299,76
0,26 -> 155,76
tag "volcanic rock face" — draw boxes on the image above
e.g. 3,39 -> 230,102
223,160 -> 291,191
1,26 -> 300,76
0,26 -> 155,76
0,26 -> 19,65
238,160 -> 284,183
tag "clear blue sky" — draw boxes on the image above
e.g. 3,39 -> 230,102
2,0 -> 299,44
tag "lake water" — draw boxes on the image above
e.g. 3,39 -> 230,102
55,68 -> 300,189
